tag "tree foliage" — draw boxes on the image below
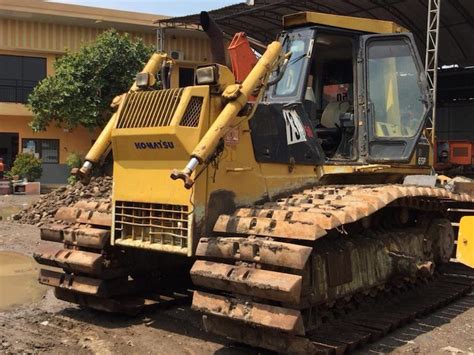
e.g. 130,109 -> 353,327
28,30 -> 154,131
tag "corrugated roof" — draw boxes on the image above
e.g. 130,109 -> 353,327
157,0 -> 474,66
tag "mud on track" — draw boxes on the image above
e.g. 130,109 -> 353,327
0,216 -> 473,354
0,221 -> 261,355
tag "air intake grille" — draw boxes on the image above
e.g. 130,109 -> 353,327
115,201 -> 189,250
116,88 -> 183,128
179,96 -> 203,127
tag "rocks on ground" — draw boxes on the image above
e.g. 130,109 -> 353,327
12,176 -> 112,226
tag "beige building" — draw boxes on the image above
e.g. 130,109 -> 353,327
0,0 -> 211,183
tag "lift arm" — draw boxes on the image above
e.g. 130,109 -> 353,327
74,52 -> 169,182
171,41 -> 282,189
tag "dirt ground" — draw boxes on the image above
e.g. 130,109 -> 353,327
0,194 -> 474,355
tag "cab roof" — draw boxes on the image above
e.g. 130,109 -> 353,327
283,12 -> 408,34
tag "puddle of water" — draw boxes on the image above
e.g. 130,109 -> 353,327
0,251 -> 47,311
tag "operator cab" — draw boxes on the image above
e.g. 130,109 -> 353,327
250,12 -> 431,166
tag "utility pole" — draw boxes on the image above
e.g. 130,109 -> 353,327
424,0 -> 441,145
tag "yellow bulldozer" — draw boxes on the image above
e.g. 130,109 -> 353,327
34,11 -> 474,352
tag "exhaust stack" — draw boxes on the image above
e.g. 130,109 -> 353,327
200,11 -> 226,65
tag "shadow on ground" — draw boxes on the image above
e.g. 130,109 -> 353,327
355,293 -> 474,353
59,298 -> 274,355
58,291 -> 474,354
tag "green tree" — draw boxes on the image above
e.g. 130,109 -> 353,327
28,29 -> 154,131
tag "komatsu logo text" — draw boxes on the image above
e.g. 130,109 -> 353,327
134,141 -> 174,149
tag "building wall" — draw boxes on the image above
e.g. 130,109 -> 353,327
0,115 -> 99,183
0,18 -> 154,184
163,32 -> 211,63
0,115 -> 98,164
0,18 -> 212,63
0,18 -> 156,53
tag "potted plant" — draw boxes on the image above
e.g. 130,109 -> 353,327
6,153 -> 43,182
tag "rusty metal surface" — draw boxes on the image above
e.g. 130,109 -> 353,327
192,183 -> 474,352
202,314 -> 319,354
33,245 -> 125,278
35,199 -> 139,310
214,214 -> 326,241
63,227 -> 111,249
39,269 -> 102,295
34,245 -> 103,275
40,225 -> 110,249
54,206 -> 111,227
191,260 -> 302,304
197,275 -> 472,354
40,224 -> 64,243
38,269 -> 133,297
195,236 -> 312,269
193,291 -> 305,334
214,185 -> 474,242
36,198 -> 196,314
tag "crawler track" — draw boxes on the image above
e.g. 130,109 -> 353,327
200,272 -> 473,354
191,184 -> 474,353
34,200 -> 191,314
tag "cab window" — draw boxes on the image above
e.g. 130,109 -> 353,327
274,33 -> 312,97
367,39 -> 426,138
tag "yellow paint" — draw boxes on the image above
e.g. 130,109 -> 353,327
283,12 -> 408,34
109,81 -> 431,255
192,41 -> 282,163
88,11 -> 431,258
457,216 -> 474,268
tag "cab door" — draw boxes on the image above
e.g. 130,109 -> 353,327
359,33 -> 431,162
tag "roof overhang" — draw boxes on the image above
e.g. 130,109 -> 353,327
157,0 -> 474,67
0,0 -> 167,32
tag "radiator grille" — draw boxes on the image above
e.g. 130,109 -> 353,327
179,96 -> 203,127
116,88 -> 183,128
114,201 -> 189,250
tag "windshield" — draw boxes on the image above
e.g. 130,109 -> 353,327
367,39 -> 426,138
273,33 -> 312,97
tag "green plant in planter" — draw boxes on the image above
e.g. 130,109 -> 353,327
66,152 -> 83,185
7,153 -> 43,182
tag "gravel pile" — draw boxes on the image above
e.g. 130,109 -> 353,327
13,176 -> 112,226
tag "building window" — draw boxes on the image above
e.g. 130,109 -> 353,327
179,67 -> 195,87
0,55 -> 47,104
22,139 -> 59,164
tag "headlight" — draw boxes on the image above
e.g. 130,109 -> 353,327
135,72 -> 151,88
196,65 -> 217,85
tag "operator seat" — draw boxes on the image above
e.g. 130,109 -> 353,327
321,101 -> 350,128
317,101 -> 350,154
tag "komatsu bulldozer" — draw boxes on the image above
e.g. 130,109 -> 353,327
34,11 -> 474,352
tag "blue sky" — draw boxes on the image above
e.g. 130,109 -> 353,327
50,0 -> 242,16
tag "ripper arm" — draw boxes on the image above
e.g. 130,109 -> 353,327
171,41 -> 283,189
